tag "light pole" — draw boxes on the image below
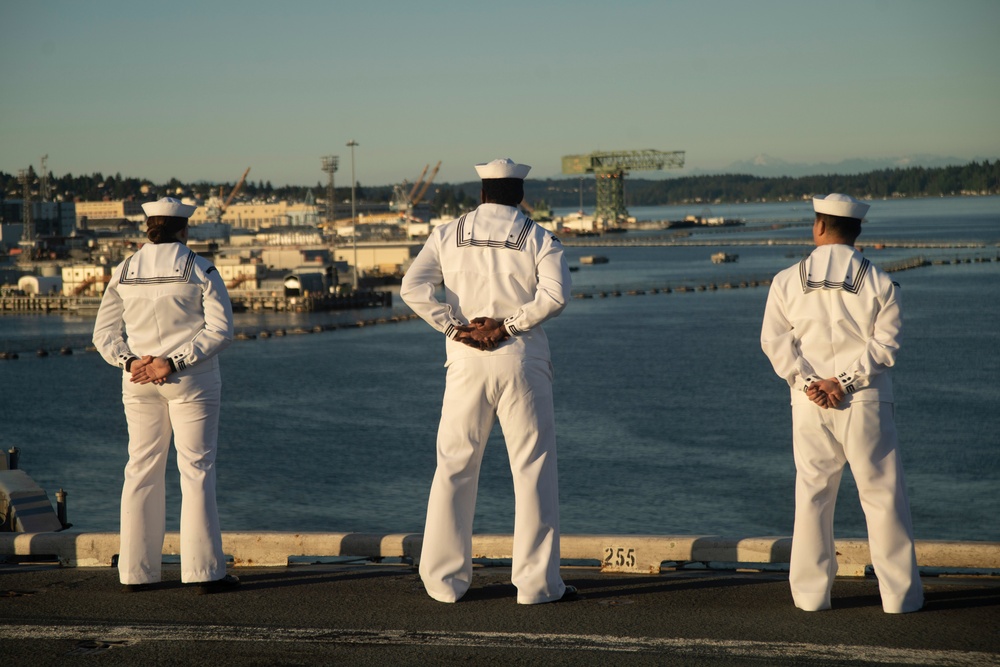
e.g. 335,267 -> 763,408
320,155 -> 338,231
347,140 -> 359,290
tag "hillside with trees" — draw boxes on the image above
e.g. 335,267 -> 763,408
2,161 -> 997,215
521,161 -> 1000,208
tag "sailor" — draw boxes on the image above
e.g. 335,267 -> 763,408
400,158 -> 575,604
761,193 -> 923,613
93,197 -> 239,594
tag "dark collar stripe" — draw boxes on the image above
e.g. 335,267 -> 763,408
120,249 -> 197,285
456,215 -> 534,251
798,256 -> 870,294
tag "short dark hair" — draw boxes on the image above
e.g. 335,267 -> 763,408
481,178 -> 524,207
146,215 -> 188,243
817,212 -> 862,244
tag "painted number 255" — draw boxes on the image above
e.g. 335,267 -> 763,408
604,547 -> 635,568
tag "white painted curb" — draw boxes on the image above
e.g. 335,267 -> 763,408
1,532 -> 997,575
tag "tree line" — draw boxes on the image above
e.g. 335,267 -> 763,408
616,160 -> 1000,206
2,160 -> 997,215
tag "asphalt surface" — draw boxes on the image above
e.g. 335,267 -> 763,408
1,562 -> 998,666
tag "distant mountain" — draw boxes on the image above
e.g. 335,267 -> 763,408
714,153 -> 974,178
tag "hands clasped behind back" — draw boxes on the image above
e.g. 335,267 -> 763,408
130,355 -> 172,385
806,378 -> 845,409
454,317 -> 510,351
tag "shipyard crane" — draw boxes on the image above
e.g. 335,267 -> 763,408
407,164 -> 429,202
411,161 -> 441,207
207,167 -> 251,223
562,149 -> 685,224
391,161 -> 442,215
223,167 -> 251,211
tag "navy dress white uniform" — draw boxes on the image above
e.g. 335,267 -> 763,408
93,197 -> 235,587
761,194 -> 923,614
401,158 -> 572,604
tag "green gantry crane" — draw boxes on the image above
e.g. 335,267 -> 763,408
562,149 -> 685,224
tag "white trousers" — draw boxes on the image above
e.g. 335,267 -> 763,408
420,356 -> 565,604
118,369 -> 226,585
790,401 -> 923,613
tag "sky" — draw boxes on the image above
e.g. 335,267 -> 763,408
2,0 -> 998,188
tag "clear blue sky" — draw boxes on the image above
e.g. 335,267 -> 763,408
2,0 -> 998,188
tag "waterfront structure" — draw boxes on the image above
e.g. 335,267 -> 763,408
74,200 -> 144,228
2,187 -> 417,294
254,226 -> 324,246
407,220 -> 431,239
559,212 -> 600,233
16,274 -> 62,296
332,241 -> 419,277
185,222 -> 231,242
214,256 -> 267,291
0,223 -> 24,251
214,247 -> 341,291
562,149 -> 685,224
60,264 -> 111,296
259,247 -> 332,271
189,201 -> 319,230
0,201 -> 77,243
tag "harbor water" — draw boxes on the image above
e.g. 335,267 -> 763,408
1,197 -> 998,542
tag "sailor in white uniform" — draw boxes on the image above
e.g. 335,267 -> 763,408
761,193 -> 923,613
401,158 -> 574,604
93,197 -> 239,593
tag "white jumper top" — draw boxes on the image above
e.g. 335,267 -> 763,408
761,243 -> 900,405
400,203 -> 571,363
92,242 -> 234,375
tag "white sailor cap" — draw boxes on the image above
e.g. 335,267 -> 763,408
813,193 -> 870,221
141,197 -> 197,218
475,158 -> 531,180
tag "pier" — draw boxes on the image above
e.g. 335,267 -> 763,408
231,289 -> 391,313
0,295 -> 101,314
4,460 -> 997,665
563,236 -> 995,249
0,290 -> 392,315
3,531 -> 998,575
568,253 -> 998,301
2,532 -> 998,665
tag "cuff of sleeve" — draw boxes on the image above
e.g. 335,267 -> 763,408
798,375 -> 821,393
444,319 -> 465,340
837,371 -> 859,394
502,316 -> 524,337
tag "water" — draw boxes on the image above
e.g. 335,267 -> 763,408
1,197 -> 998,541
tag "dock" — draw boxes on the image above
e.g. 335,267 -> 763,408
231,289 -> 391,313
3,531 -> 999,574
2,532 -> 998,666
562,236 -> 995,249
0,290 -> 392,315
0,295 -> 102,314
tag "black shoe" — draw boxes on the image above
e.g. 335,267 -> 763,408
122,582 -> 157,593
557,585 -> 579,602
196,574 -> 241,595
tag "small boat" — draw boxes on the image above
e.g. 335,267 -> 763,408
711,252 -> 738,264
580,256 -> 609,265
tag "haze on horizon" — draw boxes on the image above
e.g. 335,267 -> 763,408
2,1 -> 998,188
